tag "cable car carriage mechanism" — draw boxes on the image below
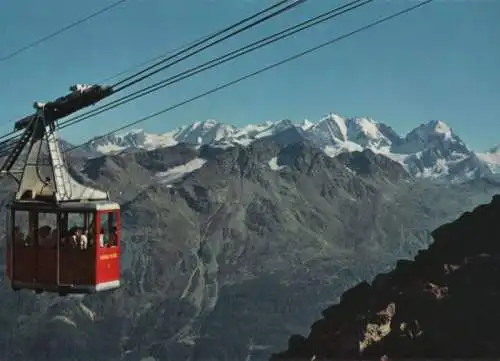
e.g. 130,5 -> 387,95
1,84 -> 121,296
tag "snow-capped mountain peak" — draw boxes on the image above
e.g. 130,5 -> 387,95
227,119 -> 296,145
431,119 -> 452,137
412,120 -> 453,140
190,119 -> 218,131
174,120 -> 236,145
299,119 -> 314,131
315,113 -> 348,141
310,114 -> 392,153
347,117 -> 380,138
345,117 -> 392,151
394,119 -> 469,155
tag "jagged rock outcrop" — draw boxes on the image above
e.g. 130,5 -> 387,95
271,194 -> 500,360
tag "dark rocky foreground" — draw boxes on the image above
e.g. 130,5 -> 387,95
271,194 -> 500,360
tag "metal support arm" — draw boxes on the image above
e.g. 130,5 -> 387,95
0,84 -> 113,203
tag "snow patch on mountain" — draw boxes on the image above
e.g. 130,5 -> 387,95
143,132 -> 178,148
268,157 -> 284,171
323,142 -> 363,158
95,143 -> 128,154
155,158 -> 207,184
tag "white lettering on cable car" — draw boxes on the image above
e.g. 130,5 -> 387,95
100,253 -> 118,261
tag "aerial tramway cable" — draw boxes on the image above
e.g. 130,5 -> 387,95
62,0 -> 435,154
99,29 -> 230,84
110,0 -> 305,90
0,0 -> 305,148
0,0 -> 130,62
59,0 -> 374,131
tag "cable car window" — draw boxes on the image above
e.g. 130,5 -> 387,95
13,210 -> 29,246
66,212 -> 94,250
99,211 -> 117,248
110,211 -> 118,247
87,213 -> 96,247
37,212 -> 58,248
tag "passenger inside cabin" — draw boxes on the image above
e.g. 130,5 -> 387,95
79,228 -> 88,250
99,228 -> 106,248
84,229 -> 92,248
67,226 -> 80,248
110,226 -> 118,247
71,227 -> 85,250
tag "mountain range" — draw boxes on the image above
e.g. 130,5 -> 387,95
0,112 -> 498,361
79,114 -> 500,183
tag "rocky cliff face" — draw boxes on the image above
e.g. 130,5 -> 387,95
271,194 -> 500,360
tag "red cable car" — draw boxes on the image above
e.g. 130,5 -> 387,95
6,200 -> 121,295
2,85 -> 121,296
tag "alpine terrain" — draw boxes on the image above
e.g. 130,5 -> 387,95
0,112 -> 499,361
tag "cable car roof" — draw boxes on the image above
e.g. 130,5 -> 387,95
11,199 -> 120,211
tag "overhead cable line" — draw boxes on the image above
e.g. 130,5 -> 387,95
100,0 -> 303,83
63,0 -> 434,154
0,130 -> 18,143
59,0 -> 373,130
0,0 -> 302,148
0,137 -> 18,151
99,32 -> 220,84
110,0 -> 305,90
0,0 -> 130,62
0,128 -> 23,154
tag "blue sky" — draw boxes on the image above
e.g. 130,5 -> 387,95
0,0 -> 499,150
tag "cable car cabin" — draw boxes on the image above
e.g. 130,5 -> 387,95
0,84 -> 120,296
5,200 -> 121,296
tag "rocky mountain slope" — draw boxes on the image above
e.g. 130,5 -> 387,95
270,194 -> 500,360
79,114 -> 500,183
0,133 -> 499,361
